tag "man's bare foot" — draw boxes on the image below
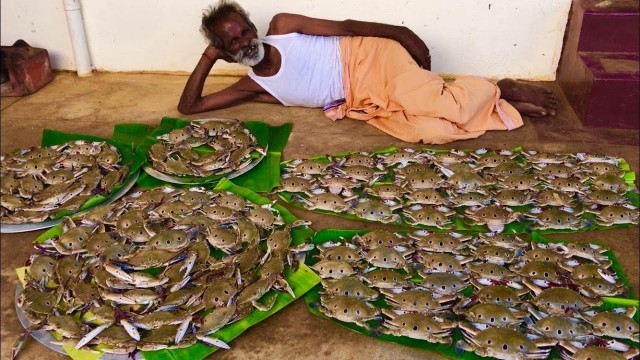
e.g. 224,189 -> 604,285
497,78 -> 558,117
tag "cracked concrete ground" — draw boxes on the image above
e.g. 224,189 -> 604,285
1,72 -> 638,360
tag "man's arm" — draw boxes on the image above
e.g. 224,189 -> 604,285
268,13 -> 431,70
177,45 -> 267,114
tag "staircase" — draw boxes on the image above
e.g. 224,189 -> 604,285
556,0 -> 639,129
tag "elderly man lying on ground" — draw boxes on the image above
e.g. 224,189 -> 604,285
178,0 -> 557,144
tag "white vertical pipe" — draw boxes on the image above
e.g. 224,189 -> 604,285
62,0 -> 92,77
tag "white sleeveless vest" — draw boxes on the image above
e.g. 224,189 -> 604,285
248,33 -> 344,108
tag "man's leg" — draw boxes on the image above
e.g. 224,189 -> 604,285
497,78 -> 558,117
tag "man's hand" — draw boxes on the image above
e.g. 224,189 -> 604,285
397,27 -> 431,70
204,44 -> 234,63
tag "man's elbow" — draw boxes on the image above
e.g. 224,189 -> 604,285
177,102 -> 196,115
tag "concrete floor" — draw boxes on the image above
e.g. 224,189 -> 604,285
1,72 -> 639,360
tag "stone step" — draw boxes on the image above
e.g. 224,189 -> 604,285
578,0 -> 639,54
563,52 -> 639,129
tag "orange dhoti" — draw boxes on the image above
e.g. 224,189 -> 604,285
325,37 -> 524,144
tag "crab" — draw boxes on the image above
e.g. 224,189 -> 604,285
315,241 -> 361,262
425,149 -> 473,167
523,243 -> 568,264
246,203 -> 285,229
525,208 -> 585,231
318,295 -> 381,328
235,275 -> 280,312
484,162 -> 529,181
524,304 -> 592,342
543,176 -> 588,195
456,325 -> 553,360
526,286 -> 602,316
336,152 -> 378,168
13,313 -> 88,358
359,268 -> 414,289
295,193 -> 355,213
493,189 -> 534,207
330,164 -> 384,184
394,170 -> 446,190
380,309 -> 457,345
317,175 -> 362,196
402,205 -> 455,229
444,171 -> 493,193
475,233 -> 527,249
321,277 -> 379,301
579,161 -> 625,179
393,163 -> 437,177
511,261 -> 572,289
352,230 -> 411,249
447,191 -> 491,207
584,189 -> 631,207
456,303 -> 527,329
499,174 -> 542,191
362,245 -> 413,272
575,277 -> 627,297
533,163 -> 576,179
362,183 -> 408,202
465,205 -> 521,233
410,231 -> 473,254
310,260 -> 357,279
453,285 -> 529,313
522,150 -> 573,165
376,148 -> 426,168
404,188 -> 451,206
419,272 -> 469,295
592,174 -> 631,194
380,288 -> 457,314
466,262 -> 522,289
534,189 -> 576,207
534,242 -> 610,264
417,252 -> 471,275
473,152 -> 515,170
351,199 -> 402,224
192,305 -> 234,349
470,244 -> 520,265
587,205 -> 639,226
577,307 -> 639,342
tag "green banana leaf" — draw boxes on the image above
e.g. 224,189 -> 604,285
304,229 -> 638,358
36,129 -> 143,219
31,179 -> 320,360
129,117 -> 291,192
279,146 -> 639,234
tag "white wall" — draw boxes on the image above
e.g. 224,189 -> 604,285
1,0 -> 571,80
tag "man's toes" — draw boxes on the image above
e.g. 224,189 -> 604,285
510,101 -> 548,117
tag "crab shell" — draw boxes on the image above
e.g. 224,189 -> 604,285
458,325 -> 552,360
381,309 -> 456,345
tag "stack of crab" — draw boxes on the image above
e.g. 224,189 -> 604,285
1,141 -> 129,224
279,148 -> 639,232
308,229 -> 640,359
14,186 -> 313,357
147,119 -> 265,177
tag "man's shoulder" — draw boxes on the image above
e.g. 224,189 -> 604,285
267,13 -> 301,35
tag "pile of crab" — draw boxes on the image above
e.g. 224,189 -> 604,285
308,229 -> 640,359
278,148 -> 639,232
14,186 -> 313,357
148,119 -> 266,177
1,141 -> 129,224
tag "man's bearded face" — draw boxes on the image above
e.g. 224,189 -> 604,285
232,38 -> 264,67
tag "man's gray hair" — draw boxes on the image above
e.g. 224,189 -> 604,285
201,0 -> 255,48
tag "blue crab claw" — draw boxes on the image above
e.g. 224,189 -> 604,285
196,334 -> 230,349
12,330 -> 30,360
76,322 -> 112,349
454,340 -> 470,355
